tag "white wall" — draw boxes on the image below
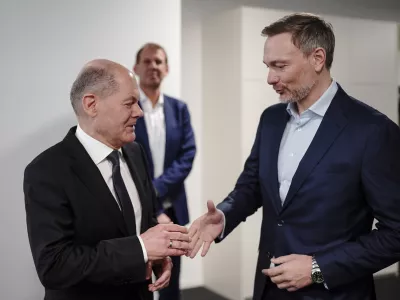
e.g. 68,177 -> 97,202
0,1 -> 183,299
180,0 -> 205,289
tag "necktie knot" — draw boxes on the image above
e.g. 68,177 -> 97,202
107,150 -> 120,167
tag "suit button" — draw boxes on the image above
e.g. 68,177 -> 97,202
278,220 -> 284,226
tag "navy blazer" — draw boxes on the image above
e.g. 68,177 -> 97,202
217,85 -> 400,300
135,95 -> 196,226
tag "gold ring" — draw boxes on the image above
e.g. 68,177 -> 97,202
169,240 -> 173,248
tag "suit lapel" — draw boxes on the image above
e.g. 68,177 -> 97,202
122,145 -> 149,234
163,96 -> 175,169
264,106 -> 290,215
281,89 -> 348,212
62,127 -> 127,236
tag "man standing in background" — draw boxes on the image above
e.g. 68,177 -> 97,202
134,43 -> 196,300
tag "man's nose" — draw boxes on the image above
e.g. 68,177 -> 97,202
149,61 -> 157,69
267,70 -> 278,85
133,103 -> 144,118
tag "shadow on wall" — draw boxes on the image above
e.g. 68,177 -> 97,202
0,116 -> 75,300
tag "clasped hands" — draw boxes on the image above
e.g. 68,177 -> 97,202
185,200 -> 313,292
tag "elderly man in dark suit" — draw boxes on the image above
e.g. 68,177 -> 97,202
24,59 -> 191,300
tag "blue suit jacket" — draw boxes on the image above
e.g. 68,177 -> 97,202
135,95 -> 196,226
217,86 -> 400,300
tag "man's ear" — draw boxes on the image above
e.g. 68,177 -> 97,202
312,47 -> 326,72
82,94 -> 98,117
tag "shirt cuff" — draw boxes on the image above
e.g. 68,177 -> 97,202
217,209 -> 226,239
137,236 -> 148,263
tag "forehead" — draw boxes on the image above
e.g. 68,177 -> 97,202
263,32 -> 302,63
140,47 -> 166,60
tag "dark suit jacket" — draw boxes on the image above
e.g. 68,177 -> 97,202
217,85 -> 400,300
135,95 -> 196,225
24,127 -> 158,300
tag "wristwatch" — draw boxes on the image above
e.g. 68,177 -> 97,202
311,256 -> 324,284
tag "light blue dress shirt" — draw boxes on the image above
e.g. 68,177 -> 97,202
278,81 -> 338,204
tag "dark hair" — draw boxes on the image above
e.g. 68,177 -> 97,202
135,43 -> 168,65
261,13 -> 335,69
70,66 -> 119,115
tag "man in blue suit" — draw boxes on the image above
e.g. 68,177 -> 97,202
187,13 -> 400,300
133,43 -> 196,300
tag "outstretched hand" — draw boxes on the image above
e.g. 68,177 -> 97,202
187,200 -> 224,258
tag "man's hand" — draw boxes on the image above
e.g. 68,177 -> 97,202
148,257 -> 173,292
157,213 -> 172,224
262,254 -> 313,292
187,200 -> 224,258
141,224 -> 192,261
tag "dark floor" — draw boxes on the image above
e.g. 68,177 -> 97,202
182,275 -> 400,300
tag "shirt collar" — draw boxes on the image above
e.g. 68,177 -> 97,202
139,87 -> 164,108
286,80 -> 338,117
75,125 -> 122,165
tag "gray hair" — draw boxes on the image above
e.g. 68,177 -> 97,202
262,13 -> 335,69
70,66 -> 119,115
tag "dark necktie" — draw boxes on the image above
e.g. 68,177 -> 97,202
107,150 -> 137,235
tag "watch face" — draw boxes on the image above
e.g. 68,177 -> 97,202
311,271 -> 324,284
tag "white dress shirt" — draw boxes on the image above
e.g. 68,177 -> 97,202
75,125 -> 148,262
139,88 -> 173,209
139,88 -> 165,179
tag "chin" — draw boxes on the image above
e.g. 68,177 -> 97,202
279,94 -> 298,104
122,133 -> 135,145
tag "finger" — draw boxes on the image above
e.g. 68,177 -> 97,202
262,265 -> 284,277
277,281 -> 292,289
161,224 -> 188,233
187,230 -> 201,257
169,240 -> 191,250
153,269 -> 171,288
201,241 -> 212,257
269,275 -> 286,284
207,200 -> 216,214
188,231 -> 200,255
189,230 -> 200,248
166,248 -> 187,257
145,262 -> 153,280
287,287 -> 298,292
190,238 -> 204,258
167,232 -> 191,242
271,254 -> 295,265
149,278 -> 170,292
188,226 -> 198,238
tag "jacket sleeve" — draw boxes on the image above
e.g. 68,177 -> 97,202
216,112 -> 264,240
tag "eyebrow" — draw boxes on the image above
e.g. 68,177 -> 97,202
123,96 -> 138,103
263,60 -> 288,66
